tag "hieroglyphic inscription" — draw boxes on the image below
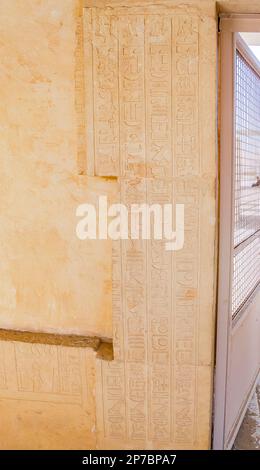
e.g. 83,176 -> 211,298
146,17 -> 172,178
174,15 -> 199,176
147,179 -> 173,441
0,342 -> 7,390
121,178 -> 147,440
0,340 -> 97,449
0,341 -> 87,405
120,16 -> 145,178
100,362 -> 127,439
85,11 -> 199,178
85,10 -> 120,175
112,239 -> 124,362
173,180 -> 199,444
75,2 -> 87,175
86,6 -> 213,449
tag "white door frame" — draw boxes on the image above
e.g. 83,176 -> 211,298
214,14 -> 260,450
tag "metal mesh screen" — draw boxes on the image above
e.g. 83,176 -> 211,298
232,238 -> 260,314
232,50 -> 260,317
235,52 -> 260,246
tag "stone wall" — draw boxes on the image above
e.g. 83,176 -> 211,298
87,0 -> 217,449
0,0 -> 116,339
0,0 -> 221,449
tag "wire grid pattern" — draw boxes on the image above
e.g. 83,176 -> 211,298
232,51 -> 260,316
235,52 -> 260,246
232,238 -> 260,315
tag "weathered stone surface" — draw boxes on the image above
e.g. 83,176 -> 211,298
0,0 -> 117,339
0,340 -> 97,449
85,2 -> 217,449
0,0 -> 226,450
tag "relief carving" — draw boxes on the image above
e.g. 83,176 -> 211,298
84,4 -> 215,449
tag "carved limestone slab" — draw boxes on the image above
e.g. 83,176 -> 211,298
84,8 -> 199,177
0,340 -> 97,449
86,4 -> 217,449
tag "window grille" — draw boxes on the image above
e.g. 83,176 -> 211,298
233,50 -> 260,317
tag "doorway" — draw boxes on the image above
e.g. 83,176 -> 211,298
214,14 -> 260,449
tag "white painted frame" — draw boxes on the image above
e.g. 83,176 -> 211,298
214,14 -> 260,450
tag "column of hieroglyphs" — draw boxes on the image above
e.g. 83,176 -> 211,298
84,1 -> 216,449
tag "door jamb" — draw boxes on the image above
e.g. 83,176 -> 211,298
214,14 -> 260,450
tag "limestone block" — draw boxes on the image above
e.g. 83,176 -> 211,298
0,0 -> 219,451
84,2 -> 217,449
0,340 -> 97,449
0,0 -> 117,338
